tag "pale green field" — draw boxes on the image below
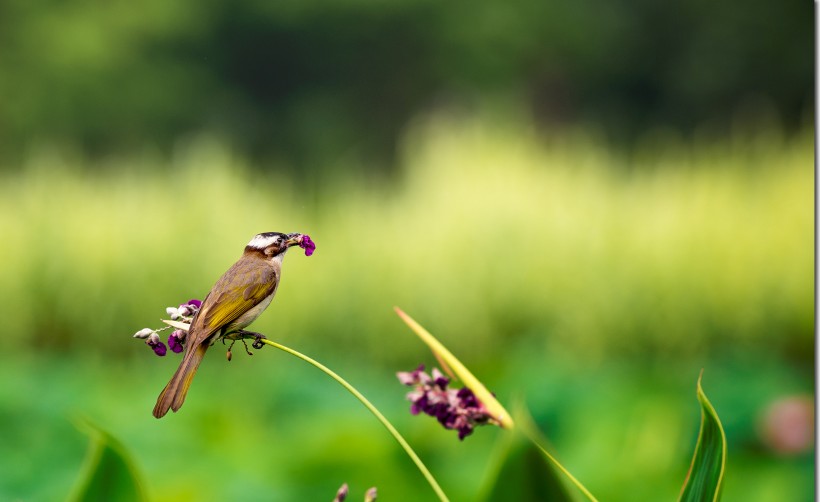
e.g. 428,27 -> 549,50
0,115 -> 813,500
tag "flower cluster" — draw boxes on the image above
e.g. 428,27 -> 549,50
132,299 -> 201,356
397,365 -> 496,440
165,299 -> 201,321
299,234 -> 316,256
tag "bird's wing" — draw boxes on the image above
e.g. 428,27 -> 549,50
192,259 -> 278,338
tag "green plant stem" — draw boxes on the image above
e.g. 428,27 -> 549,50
259,338 -> 450,502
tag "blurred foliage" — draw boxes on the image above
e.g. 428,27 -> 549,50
69,421 -> 146,502
0,115 -> 811,362
0,0 -> 811,168
0,116 -> 813,500
478,427 -> 572,502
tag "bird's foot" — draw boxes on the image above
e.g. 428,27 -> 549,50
237,329 -> 267,350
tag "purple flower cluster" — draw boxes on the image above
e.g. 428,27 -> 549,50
132,299 -> 201,357
165,298 -> 202,321
397,365 -> 495,440
299,234 -> 316,256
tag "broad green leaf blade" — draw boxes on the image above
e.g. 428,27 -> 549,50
679,372 -> 727,502
479,427 -> 573,502
479,404 -> 598,502
69,421 -> 146,502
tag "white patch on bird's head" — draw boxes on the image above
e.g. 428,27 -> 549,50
247,232 -> 285,250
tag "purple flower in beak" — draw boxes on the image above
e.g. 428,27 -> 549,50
299,234 -> 316,256
186,299 -> 202,309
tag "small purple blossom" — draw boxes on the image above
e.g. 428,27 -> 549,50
299,234 -> 316,256
333,483 -> 349,502
168,329 -> 185,353
133,299 -> 201,357
397,365 -> 496,440
171,298 -> 202,318
146,333 -> 167,356
332,483 -> 376,502
177,299 -> 202,317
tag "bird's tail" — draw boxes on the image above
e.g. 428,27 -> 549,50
153,343 -> 209,418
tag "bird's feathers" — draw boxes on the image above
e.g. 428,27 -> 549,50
196,256 -> 279,339
153,251 -> 281,418
153,343 -> 208,418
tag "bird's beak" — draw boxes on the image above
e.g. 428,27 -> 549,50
284,233 -> 302,248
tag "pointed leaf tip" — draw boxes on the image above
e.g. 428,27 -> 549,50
679,371 -> 727,502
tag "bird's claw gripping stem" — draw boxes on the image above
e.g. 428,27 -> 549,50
237,329 -> 267,350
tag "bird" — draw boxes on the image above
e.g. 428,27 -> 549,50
153,231 -> 309,418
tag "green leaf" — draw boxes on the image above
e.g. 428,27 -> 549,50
679,372 -> 727,502
478,404 -> 598,502
478,426 -> 573,502
69,421 -> 147,502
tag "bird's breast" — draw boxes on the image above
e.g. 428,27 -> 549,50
228,285 -> 277,332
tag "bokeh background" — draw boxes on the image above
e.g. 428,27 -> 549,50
0,0 -> 813,500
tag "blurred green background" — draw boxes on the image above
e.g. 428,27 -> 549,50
0,0 -> 813,501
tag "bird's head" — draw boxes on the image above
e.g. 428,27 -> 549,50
245,232 -> 304,258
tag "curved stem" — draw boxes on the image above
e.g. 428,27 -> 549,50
259,338 -> 450,502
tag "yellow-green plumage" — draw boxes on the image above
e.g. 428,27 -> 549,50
154,243 -> 283,419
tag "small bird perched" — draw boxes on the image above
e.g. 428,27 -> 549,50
153,231 -> 313,418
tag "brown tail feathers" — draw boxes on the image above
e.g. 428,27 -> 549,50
153,343 -> 209,418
